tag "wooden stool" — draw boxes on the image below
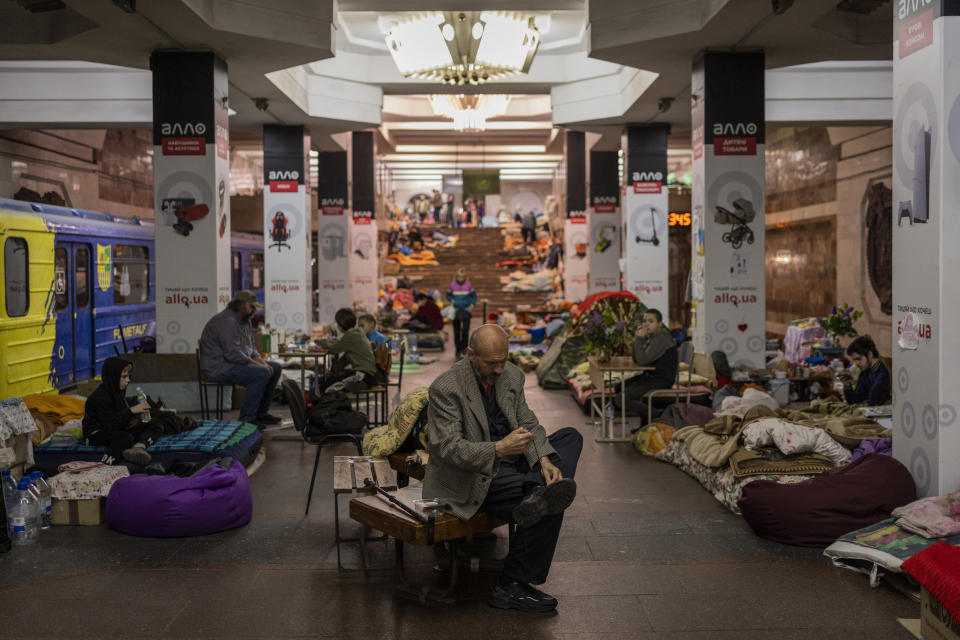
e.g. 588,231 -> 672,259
350,485 -> 505,605
332,456 -> 396,570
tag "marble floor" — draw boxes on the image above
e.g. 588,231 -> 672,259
0,332 -> 916,639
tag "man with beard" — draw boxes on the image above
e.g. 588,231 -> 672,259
423,324 -> 583,612
199,290 -> 283,427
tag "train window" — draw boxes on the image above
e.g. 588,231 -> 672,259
4,237 -> 29,317
114,244 -> 149,261
76,247 -> 89,309
54,248 -> 69,311
113,244 -> 150,305
249,253 -> 264,290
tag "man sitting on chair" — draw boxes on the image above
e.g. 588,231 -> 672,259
199,290 -> 283,427
423,324 -> 583,612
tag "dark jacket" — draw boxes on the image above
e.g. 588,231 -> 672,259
632,327 -> 678,385
416,299 -> 444,330
82,357 -> 135,438
844,360 -> 890,406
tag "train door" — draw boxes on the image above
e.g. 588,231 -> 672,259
72,244 -> 94,381
52,244 -> 74,386
231,250 -> 242,295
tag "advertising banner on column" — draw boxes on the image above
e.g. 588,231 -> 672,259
624,125 -> 669,316
690,51 -> 766,367
263,125 -> 311,334
589,150 -> 620,293
316,151 -> 350,326
564,131 -> 588,302
151,52 -> 231,354
350,131 -> 378,312
891,4 -> 960,496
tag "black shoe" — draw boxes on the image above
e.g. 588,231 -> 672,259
511,478 -> 576,528
489,579 -> 558,612
255,413 -> 281,425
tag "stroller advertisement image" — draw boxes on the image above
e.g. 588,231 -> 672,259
714,197 -> 756,249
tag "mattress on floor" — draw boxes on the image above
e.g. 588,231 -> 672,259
655,437 -> 814,514
824,517 -> 960,584
32,420 -> 263,476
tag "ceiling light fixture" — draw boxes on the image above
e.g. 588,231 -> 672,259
429,94 -> 510,132
385,11 -> 541,86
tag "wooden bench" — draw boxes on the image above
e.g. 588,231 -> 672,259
332,456 -> 396,570
349,485 -> 505,605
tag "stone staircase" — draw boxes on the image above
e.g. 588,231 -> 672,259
391,226 -> 550,315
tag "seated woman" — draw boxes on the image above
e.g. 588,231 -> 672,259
840,335 -> 890,406
402,294 -> 444,333
615,309 -> 678,416
82,357 -> 160,465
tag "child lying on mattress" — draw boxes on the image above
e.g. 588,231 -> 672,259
82,356 -> 161,466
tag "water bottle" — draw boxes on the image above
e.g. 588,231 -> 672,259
9,480 -> 37,546
604,402 -> 615,420
29,471 -> 51,529
24,476 -> 43,538
1,470 -> 17,510
136,387 -> 151,422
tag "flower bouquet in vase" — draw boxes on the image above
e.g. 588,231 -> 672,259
583,309 -> 628,364
819,303 -> 863,348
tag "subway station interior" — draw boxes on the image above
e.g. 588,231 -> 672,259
1,0 -> 959,638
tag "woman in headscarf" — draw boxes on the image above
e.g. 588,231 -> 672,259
82,357 -> 161,465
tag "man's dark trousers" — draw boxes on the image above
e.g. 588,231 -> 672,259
480,427 -> 583,585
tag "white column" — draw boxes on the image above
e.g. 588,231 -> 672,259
262,125 -> 311,334
563,130 -> 589,302
349,131 -> 378,312
624,124 -> 670,316
588,149 -> 622,293
151,51 -> 231,354
892,3 -> 960,497
690,50 -> 766,368
316,150 -> 351,325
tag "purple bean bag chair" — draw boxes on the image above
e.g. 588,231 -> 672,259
106,461 -> 252,537
737,453 -> 916,548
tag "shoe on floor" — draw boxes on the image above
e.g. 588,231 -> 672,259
255,413 -> 281,425
511,478 -> 577,528
488,578 -> 558,612
122,446 -> 151,465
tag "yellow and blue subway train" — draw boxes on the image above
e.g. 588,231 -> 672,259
0,199 -> 265,399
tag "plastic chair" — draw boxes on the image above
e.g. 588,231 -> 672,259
280,378 -> 363,515
195,343 -> 234,420
645,340 -> 696,425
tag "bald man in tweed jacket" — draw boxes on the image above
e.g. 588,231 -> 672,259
423,324 -> 583,612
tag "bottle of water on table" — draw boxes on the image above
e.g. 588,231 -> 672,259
136,387 -> 151,422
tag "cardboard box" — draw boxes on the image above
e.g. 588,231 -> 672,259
51,497 -> 106,526
921,587 -> 960,640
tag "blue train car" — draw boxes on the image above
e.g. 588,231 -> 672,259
0,198 -> 155,395
0,199 -> 272,395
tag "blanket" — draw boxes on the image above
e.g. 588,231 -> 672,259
729,447 -> 834,478
892,490 -> 960,539
23,393 -> 86,425
742,418 -> 850,466
902,543 -> 960,626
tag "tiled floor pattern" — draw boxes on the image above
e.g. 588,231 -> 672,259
0,331 -> 915,638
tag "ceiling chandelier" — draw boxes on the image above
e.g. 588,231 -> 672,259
384,11 -> 542,86
429,94 -> 511,132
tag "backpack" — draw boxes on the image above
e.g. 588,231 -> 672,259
374,342 -> 392,386
306,391 -> 367,436
151,410 -> 199,435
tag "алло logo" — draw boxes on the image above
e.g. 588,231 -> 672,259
898,0 -> 933,19
592,195 -> 617,213
632,171 -> 663,194
269,169 -> 299,193
712,122 -> 759,155
322,197 -> 345,215
161,122 -> 207,136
